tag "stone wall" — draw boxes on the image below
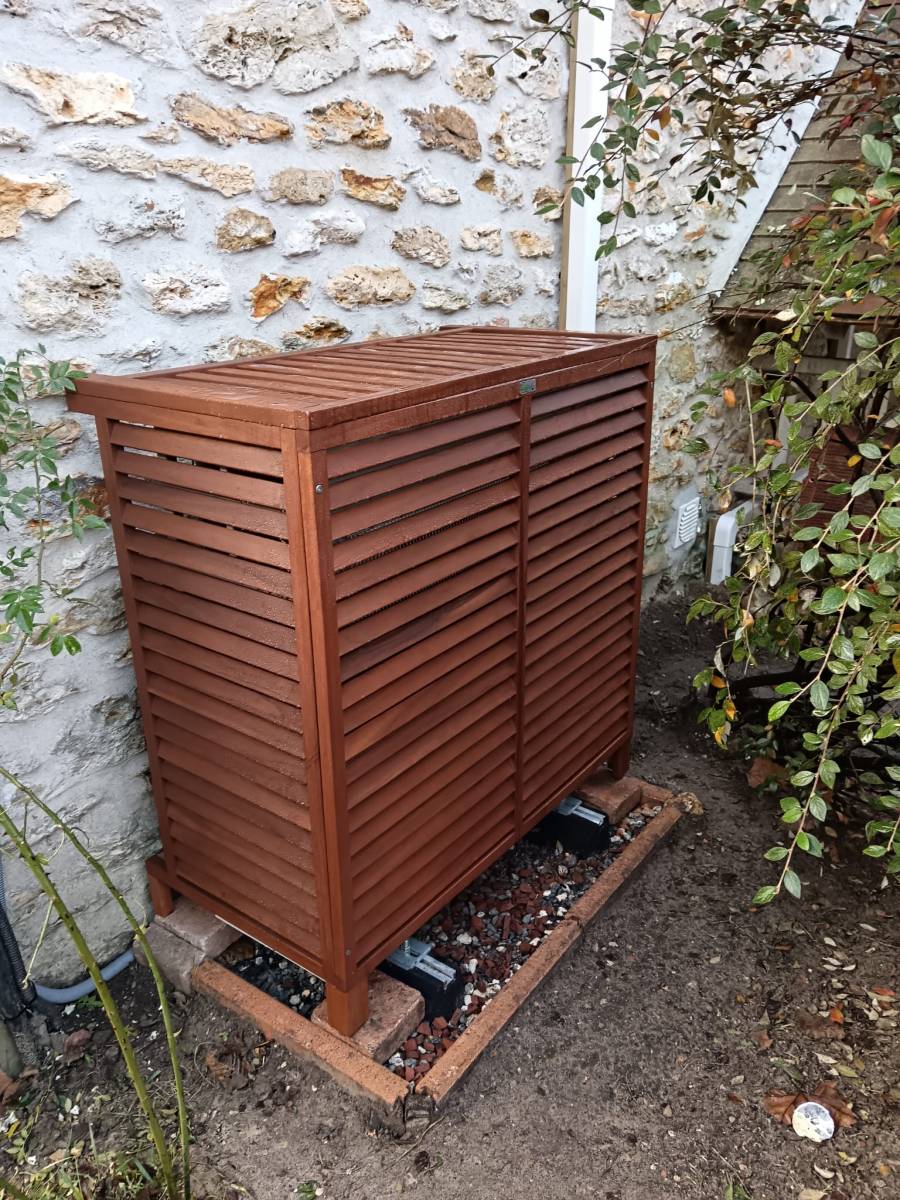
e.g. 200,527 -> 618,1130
0,0 -> 566,983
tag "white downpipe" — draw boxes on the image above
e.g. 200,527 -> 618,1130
559,4 -> 614,332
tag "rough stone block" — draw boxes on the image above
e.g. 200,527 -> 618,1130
311,971 -> 425,1062
156,898 -> 241,959
133,922 -> 204,994
577,773 -> 644,825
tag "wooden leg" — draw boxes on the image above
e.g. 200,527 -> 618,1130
146,854 -> 176,918
609,742 -> 631,781
326,977 -> 369,1036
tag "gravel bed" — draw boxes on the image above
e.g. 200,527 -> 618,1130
222,937 -> 325,1019
387,802 -> 662,1086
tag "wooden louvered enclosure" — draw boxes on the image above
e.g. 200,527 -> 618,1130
69,326 -> 655,1035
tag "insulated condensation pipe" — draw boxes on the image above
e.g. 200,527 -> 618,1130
0,855 -> 134,1005
31,948 -> 135,1004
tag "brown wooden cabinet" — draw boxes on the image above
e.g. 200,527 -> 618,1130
70,326 -> 655,1034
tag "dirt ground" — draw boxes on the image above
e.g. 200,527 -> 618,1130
19,586 -> 900,1200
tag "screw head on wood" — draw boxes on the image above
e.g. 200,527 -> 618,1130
314,483 -> 324,493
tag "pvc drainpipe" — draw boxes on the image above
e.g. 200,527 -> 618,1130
0,855 -> 133,1005
559,3 -> 614,332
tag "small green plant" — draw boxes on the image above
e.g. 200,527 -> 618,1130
0,350 -> 191,1197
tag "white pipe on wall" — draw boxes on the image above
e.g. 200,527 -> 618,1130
559,4 -> 614,332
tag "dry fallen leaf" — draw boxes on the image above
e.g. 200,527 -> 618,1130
798,1190 -> 827,1200
752,1028 -> 774,1051
764,1088 -> 806,1124
747,756 -> 788,788
795,1009 -> 845,1041
63,1028 -> 93,1064
812,1080 -> 857,1129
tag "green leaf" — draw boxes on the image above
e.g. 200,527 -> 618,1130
861,133 -> 892,172
854,330 -> 879,350
752,885 -> 777,906
783,869 -> 802,899
764,846 -> 788,861
869,552 -> 895,581
800,547 -> 821,573
810,681 -> 830,711
813,587 -> 846,615
809,793 -> 828,821
768,699 -> 792,721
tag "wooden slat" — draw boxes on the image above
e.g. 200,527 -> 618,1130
346,650 -> 516,781
109,422 -> 282,473
329,428 -> 519,510
353,768 -> 516,917
349,722 -> 516,859
156,739 -> 309,830
171,849 -> 319,945
146,672 -> 302,755
530,369 -> 648,419
151,699 -> 305,783
344,632 -> 517,758
130,556 -> 295,627
342,605 -> 517,727
334,502 -> 519,604
123,528 -> 292,598
141,628 -> 300,705
355,806 -> 515,958
134,579 -> 295,652
347,677 -> 516,806
144,650 -> 299,729
166,802 -> 315,897
112,448 -> 284,507
159,762 -> 309,853
136,605 -> 297,679
329,451 -> 520,541
340,572 -> 517,683
154,720 -> 305,803
122,504 -> 290,569
338,548 -> 518,655
118,476 -> 288,539
327,404 -> 519,476
331,479 -> 519,571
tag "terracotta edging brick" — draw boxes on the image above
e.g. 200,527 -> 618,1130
417,796 -> 683,1107
192,960 -> 407,1114
192,787 -> 684,1118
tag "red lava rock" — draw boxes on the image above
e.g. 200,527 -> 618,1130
403,1038 -> 418,1056
450,1009 -> 462,1027
416,1021 -> 431,1036
471,916 -> 484,933
404,1067 -> 415,1082
433,1016 -> 448,1031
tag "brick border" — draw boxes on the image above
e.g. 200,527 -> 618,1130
191,783 -> 684,1118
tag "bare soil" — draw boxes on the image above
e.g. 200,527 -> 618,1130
17,587 -> 900,1200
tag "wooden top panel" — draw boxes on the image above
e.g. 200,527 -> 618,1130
71,326 -> 656,432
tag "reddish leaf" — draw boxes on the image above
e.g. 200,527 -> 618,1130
752,1028 -> 774,1051
764,1088 -> 806,1124
795,1009 -> 844,1041
811,1080 -> 857,1129
63,1028 -> 93,1063
747,757 -> 788,788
